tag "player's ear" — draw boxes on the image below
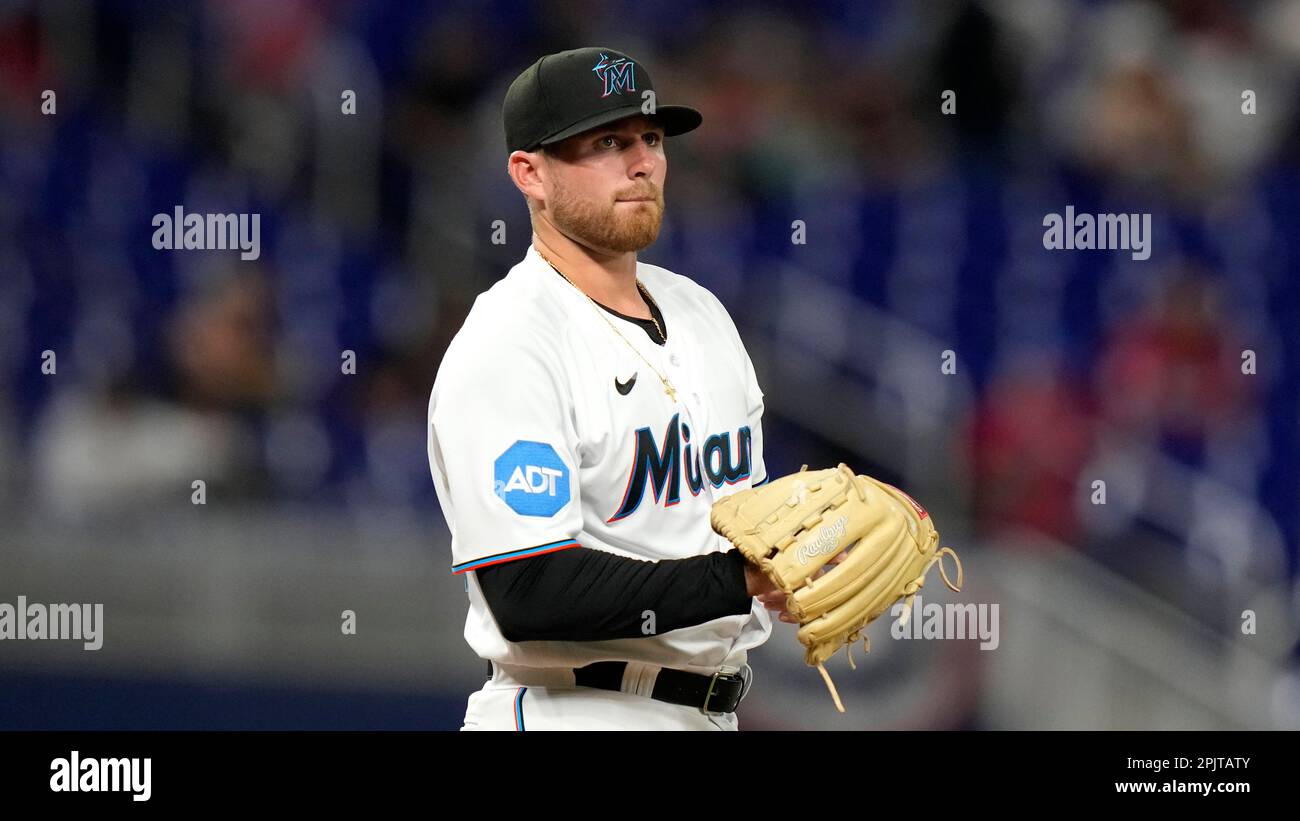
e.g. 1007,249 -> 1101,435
508,149 -> 548,207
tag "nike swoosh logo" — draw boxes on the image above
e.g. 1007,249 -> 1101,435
615,372 -> 637,395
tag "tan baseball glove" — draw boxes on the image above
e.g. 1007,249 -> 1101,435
711,464 -> 963,712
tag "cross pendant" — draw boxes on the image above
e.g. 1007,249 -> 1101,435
664,382 -> 677,402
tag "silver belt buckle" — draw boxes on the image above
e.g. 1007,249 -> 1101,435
700,664 -> 749,716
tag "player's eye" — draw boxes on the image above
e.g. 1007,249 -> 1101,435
598,135 -> 619,149
644,132 -> 661,146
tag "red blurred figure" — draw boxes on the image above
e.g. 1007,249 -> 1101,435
966,358 -> 1097,544
1095,273 -> 1255,460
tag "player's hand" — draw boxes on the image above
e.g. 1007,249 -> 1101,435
757,590 -> 794,623
743,562 -> 778,598
745,563 -> 798,622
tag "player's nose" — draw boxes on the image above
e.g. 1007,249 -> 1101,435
625,138 -> 658,179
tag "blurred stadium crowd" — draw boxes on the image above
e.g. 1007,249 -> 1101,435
1,0 -> 1298,686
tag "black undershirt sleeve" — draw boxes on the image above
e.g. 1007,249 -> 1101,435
475,547 -> 753,642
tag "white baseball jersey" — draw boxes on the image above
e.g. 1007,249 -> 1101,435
427,244 -> 772,676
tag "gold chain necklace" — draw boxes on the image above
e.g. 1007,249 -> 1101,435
537,245 -> 667,342
535,245 -> 678,402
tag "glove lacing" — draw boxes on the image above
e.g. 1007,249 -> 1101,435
898,546 -> 964,626
814,545 -> 965,714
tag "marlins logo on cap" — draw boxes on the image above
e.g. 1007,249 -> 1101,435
592,52 -> 636,98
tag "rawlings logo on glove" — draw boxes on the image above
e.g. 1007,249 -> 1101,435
710,464 -> 964,712
795,515 -> 847,565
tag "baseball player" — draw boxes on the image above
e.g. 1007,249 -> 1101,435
427,47 -> 785,730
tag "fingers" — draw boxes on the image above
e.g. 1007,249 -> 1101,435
756,590 -> 798,624
757,591 -> 787,608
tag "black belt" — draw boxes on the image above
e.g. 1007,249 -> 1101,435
487,661 -> 751,715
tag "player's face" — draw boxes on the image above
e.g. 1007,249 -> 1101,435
541,115 -> 667,254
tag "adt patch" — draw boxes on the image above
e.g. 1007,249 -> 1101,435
494,440 -> 570,517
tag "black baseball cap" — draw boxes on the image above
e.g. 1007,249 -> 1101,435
503,47 -> 702,153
